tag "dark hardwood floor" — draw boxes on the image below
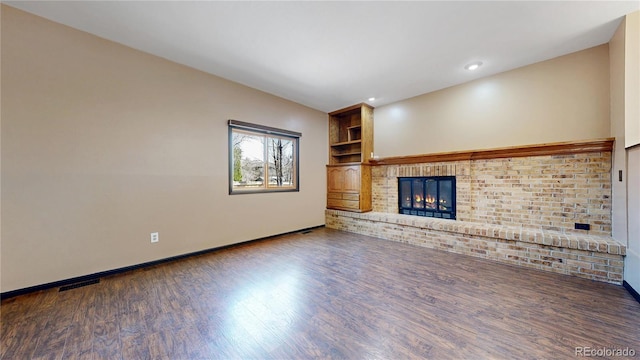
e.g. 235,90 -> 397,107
2,227 -> 639,359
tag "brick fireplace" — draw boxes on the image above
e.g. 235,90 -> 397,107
374,152 -> 611,235
326,139 -> 626,284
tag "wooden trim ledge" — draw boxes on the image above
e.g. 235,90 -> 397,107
369,138 -> 615,165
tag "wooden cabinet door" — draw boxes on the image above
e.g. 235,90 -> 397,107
327,165 -> 360,193
342,166 -> 361,193
327,166 -> 346,193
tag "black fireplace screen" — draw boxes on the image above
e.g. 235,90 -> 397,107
398,176 -> 456,219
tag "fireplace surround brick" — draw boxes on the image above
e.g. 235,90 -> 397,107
372,152 -> 612,235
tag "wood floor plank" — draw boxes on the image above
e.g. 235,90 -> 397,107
0,319 -> 41,359
2,227 -> 639,359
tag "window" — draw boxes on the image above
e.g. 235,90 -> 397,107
229,120 -> 300,194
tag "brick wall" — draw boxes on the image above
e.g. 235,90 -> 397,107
372,152 -> 612,235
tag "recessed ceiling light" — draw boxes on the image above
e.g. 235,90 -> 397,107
368,97 -> 375,102
465,61 -> 483,71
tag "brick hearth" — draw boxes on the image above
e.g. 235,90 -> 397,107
326,210 -> 625,284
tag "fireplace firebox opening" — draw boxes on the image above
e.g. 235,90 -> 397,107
398,176 -> 456,220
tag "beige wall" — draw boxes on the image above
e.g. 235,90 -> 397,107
1,6 -> 327,292
374,45 -> 610,157
627,146 -> 640,290
619,11 -> 640,291
610,11 -> 640,292
625,12 -> 640,148
0,4 -> 4,293
610,17 -> 627,245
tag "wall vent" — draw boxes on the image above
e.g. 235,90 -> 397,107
59,279 -> 100,292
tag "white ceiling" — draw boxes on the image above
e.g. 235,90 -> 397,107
6,1 -> 639,112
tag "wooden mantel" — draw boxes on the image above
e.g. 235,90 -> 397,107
368,138 -> 615,166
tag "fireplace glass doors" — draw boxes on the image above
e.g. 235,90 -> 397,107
398,176 -> 456,219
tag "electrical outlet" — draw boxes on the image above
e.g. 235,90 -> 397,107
150,232 -> 159,243
574,223 -> 590,231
